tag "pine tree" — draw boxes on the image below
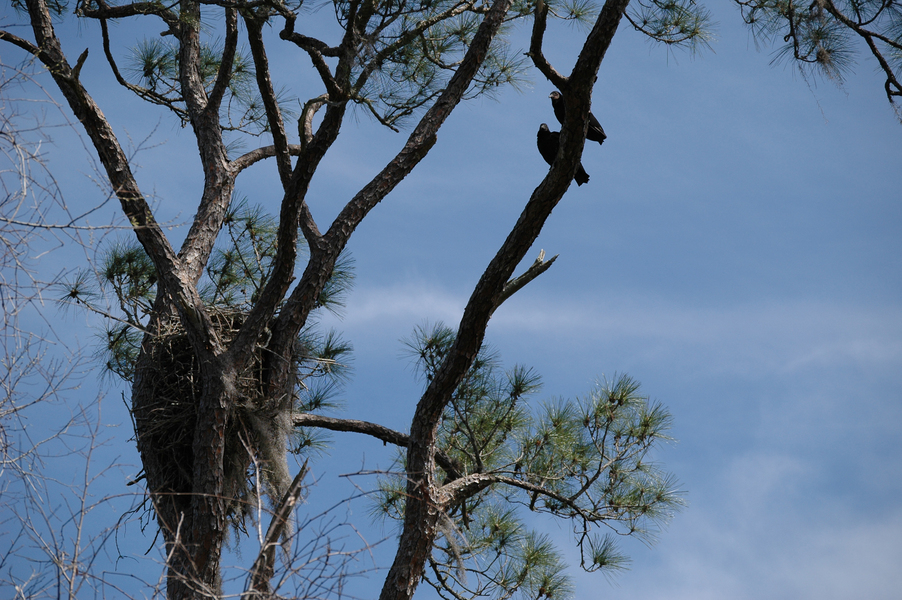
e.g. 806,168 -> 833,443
5,0 -> 895,598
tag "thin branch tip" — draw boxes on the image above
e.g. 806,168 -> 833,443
72,48 -> 89,80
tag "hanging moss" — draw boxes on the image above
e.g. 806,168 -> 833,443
131,308 -> 296,534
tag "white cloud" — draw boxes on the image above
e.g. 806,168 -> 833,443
331,284 -> 902,379
325,284 -> 902,600
323,282 -> 467,329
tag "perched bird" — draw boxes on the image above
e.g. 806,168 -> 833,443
536,123 -> 590,186
549,90 -> 607,145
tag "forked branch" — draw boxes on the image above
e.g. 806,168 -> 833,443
491,249 -> 559,317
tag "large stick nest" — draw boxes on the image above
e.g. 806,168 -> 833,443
132,308 -> 296,533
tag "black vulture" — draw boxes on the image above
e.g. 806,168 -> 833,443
536,123 -> 590,186
549,90 -> 607,145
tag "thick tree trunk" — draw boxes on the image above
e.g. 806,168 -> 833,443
131,306 -> 237,599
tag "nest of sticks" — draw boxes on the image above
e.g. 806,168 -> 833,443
133,308 -> 295,532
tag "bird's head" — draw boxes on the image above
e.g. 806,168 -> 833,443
549,91 -> 561,101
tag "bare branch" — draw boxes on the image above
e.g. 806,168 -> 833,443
280,17 -> 343,97
246,460 -> 310,596
78,0 -> 179,30
0,30 -> 42,58
292,413 -> 463,478
527,0 -> 569,90
206,7 -> 239,114
230,144 -> 303,175
299,95 -> 329,149
491,249 -> 559,317
245,12 -> 293,189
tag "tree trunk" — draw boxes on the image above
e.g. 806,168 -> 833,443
131,305 -> 237,599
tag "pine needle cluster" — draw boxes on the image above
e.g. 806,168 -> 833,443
735,0 -> 902,100
374,323 -> 683,600
626,0 -> 715,51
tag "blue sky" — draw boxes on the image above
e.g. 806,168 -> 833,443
2,0 -> 901,598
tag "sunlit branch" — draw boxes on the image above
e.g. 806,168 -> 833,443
21,0 -> 218,351
230,144 -> 303,175
0,30 -> 42,58
299,95 -> 328,148
206,7 -> 238,114
226,103 -> 347,371
245,12 -> 293,189
78,0 -> 179,30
